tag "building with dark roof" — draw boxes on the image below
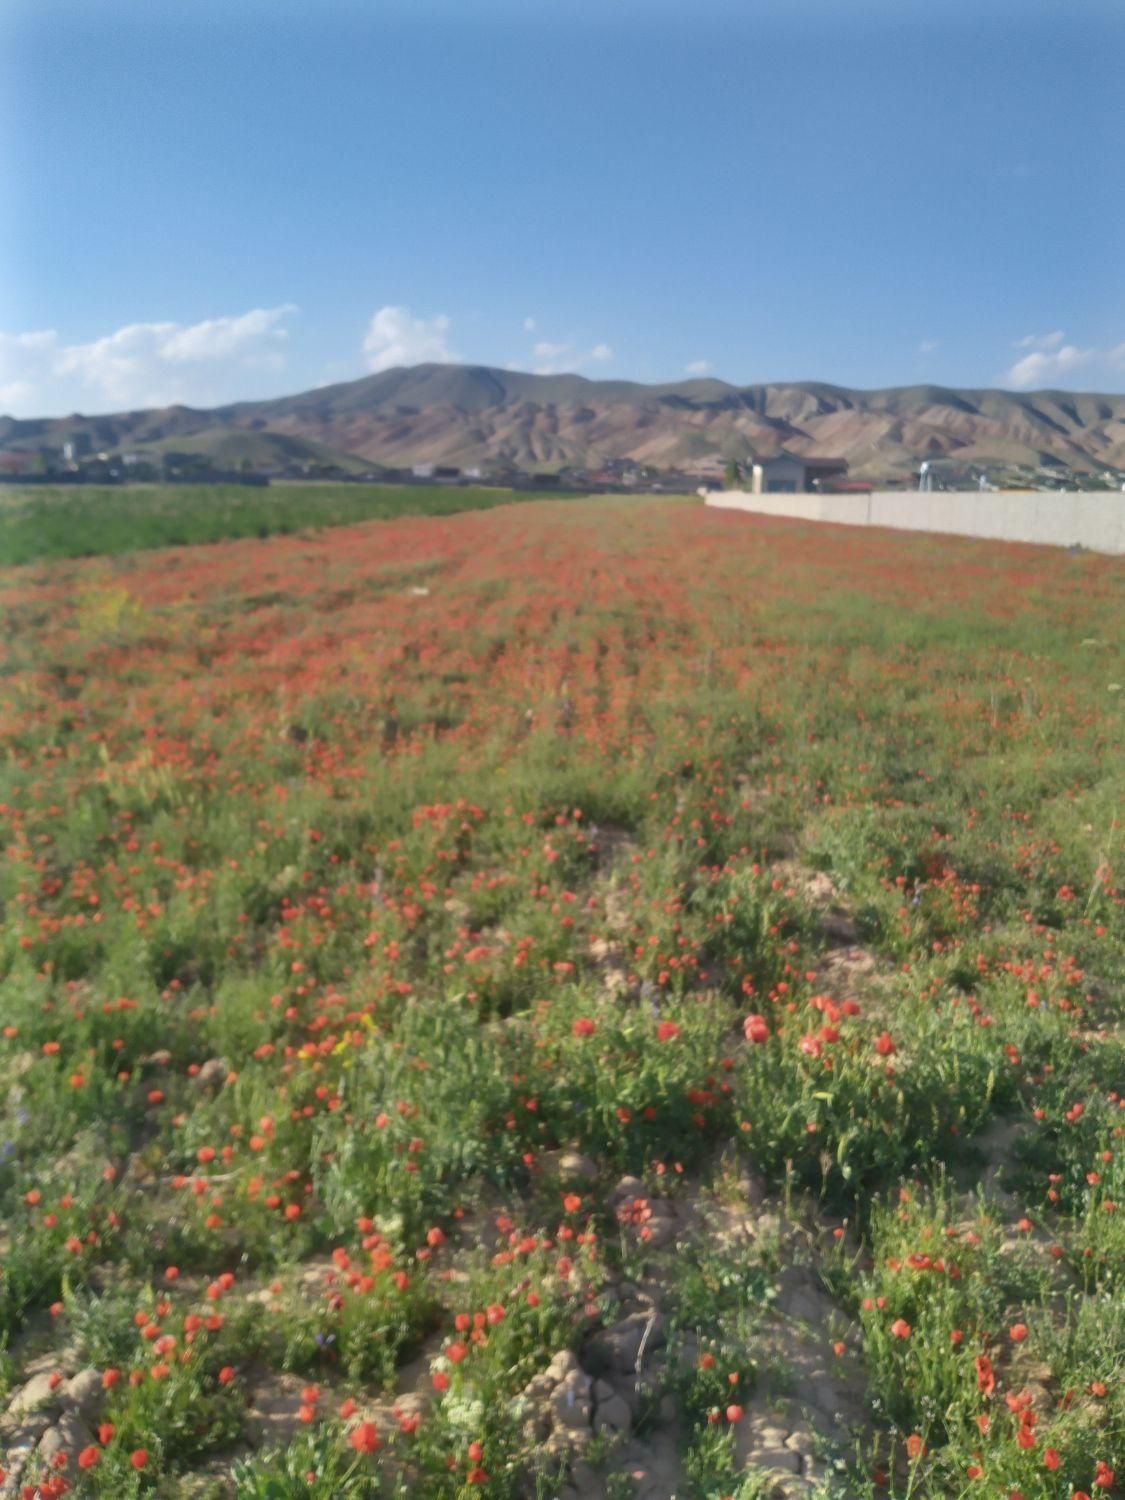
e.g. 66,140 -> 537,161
751,455 -> 849,494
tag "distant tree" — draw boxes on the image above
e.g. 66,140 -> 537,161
724,459 -> 742,490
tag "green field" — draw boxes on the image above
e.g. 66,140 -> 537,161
0,483 -> 578,566
0,499 -> 1121,1498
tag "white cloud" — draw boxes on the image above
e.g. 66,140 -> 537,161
0,379 -> 35,410
685,359 -> 712,376
918,340 -> 939,355
362,306 -> 457,373
0,306 -> 297,416
1013,330 -> 1065,350
529,335 -> 616,375
522,316 -> 537,333
532,339 -> 570,363
1001,339 -> 1125,390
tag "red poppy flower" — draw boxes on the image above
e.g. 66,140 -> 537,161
743,1014 -> 769,1043
348,1421 -> 381,1454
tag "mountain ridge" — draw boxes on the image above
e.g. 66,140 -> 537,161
4,364 -> 1125,480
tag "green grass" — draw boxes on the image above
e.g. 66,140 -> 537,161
0,482 -> 582,565
0,501 -> 1120,1498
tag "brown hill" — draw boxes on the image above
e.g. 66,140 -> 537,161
4,365 -> 1125,479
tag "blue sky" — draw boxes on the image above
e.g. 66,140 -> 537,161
2,0 -> 1123,416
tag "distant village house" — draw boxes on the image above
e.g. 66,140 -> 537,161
750,456 -> 850,494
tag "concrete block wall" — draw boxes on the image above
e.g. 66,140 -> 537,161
704,490 -> 1125,555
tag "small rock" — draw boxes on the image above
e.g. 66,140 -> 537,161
550,1369 -> 593,1430
641,1211 -> 678,1250
813,1379 -> 851,1419
593,1378 -> 616,1403
1021,1380 -> 1054,1414
748,1444 -> 801,1474
394,1392 -> 428,1422
8,1372 -> 62,1419
246,1373 -> 318,1444
59,1368 -> 104,1421
740,1174 -> 768,1208
191,1057 -> 230,1093
544,1349 -> 581,1384
676,1331 -> 700,1369
594,1393 -> 632,1432
585,1311 -> 665,1374
569,1460 -> 601,1493
37,1410 -> 94,1474
610,1175 -> 646,1206
177,1473 -> 238,1500
768,1480 -> 815,1499
20,1348 -> 73,1381
545,1425 -> 591,1458
297,1260 -> 336,1291
0,1414 -> 52,1486
521,1372 -> 554,1404
556,1151 -> 599,1184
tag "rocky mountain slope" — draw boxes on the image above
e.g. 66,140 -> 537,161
4,364 -> 1125,479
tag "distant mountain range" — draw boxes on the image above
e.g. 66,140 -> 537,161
4,364 -> 1125,480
